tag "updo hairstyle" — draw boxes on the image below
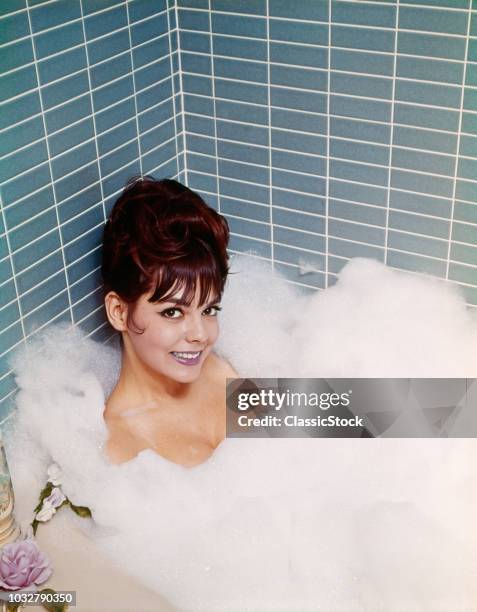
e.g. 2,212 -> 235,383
101,176 -> 230,334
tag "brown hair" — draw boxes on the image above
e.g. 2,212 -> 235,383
101,176 -> 230,334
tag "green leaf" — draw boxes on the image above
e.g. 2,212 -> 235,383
33,481 -> 54,514
32,518 -> 39,536
68,502 -> 91,518
38,588 -> 69,612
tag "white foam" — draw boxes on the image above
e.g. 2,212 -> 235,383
3,255 -> 477,611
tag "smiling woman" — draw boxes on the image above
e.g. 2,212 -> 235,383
100,177 -> 238,467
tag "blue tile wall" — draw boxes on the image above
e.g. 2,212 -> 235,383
2,0 -> 477,417
0,0 -> 183,416
178,0 -> 477,307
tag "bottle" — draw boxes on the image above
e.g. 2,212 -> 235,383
0,440 -> 20,547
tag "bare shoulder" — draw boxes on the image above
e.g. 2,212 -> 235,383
206,352 -> 240,380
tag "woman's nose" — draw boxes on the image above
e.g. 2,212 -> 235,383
185,314 -> 207,343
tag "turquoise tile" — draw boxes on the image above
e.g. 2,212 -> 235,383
328,237 -> 384,261
12,229 -> 61,274
465,63 -> 477,88
394,103 -> 459,132
403,0 -> 468,7
20,271 -> 68,315
214,57 -> 267,83
331,24 -> 395,52
91,53 -> 131,89
387,250 -> 446,277
55,161 -> 100,203
45,94 -> 92,133
329,218 -> 385,246
329,200 -> 387,227
448,262 -> 477,285
458,157 -> 477,181
464,88 -> 477,112
270,0 -> 328,21
272,129 -> 326,155
30,0 -> 81,33
35,21 -> 84,59
0,11 -> 29,45
185,113 -> 214,136
329,178 -> 387,206
129,0 -> 167,22
331,138 -> 389,166
82,0 -> 122,15
227,215 -> 269,241
216,79 -> 267,104
0,117 -> 44,158
330,95 -> 391,122
69,267 -> 103,304
392,148 -> 454,177
397,56 -> 463,85
64,223 -> 103,265
467,38 -> 477,62
52,141 -> 97,181
84,5 -> 127,40
97,97 -> 135,134
274,247 -> 325,277
213,34 -> 267,61
88,29 -> 130,65
272,149 -> 326,176
271,64 -> 327,91
220,177 -> 269,203
62,204 -> 104,246
184,93 -> 214,116
5,186 -> 54,228
181,52 -> 212,75
217,119 -> 268,145
23,292 -> 70,334
0,0 -> 25,17
48,118 -> 94,157
393,125 -> 457,155
180,31 -> 211,54
330,159 -> 388,186
187,134 -> 215,156
131,13 -> 168,46
471,12 -> 477,36
100,140 -> 139,177
136,57 -> 172,90
331,73 -> 392,100
219,158 -> 269,185
452,221 -> 477,246
141,119 -> 175,153
461,130 -> 477,155
0,300 -> 19,331
1,163 -> 50,206
183,73 -> 213,96
399,6 -> 468,35
397,31 -> 466,61
212,13 -> 267,38
389,209 -> 449,239
137,78 -> 173,112
459,284 -> 477,306
0,140 -> 48,184
178,0 -> 208,7
270,20 -> 328,45
331,49 -> 394,76
391,169 -> 453,198
0,65 -> 37,104
38,47 -> 87,86
272,168 -> 326,195
16,250 -> 63,295
456,179 -> 477,202
272,108 -> 327,135
219,140 -> 268,165
451,244 -> 477,267
228,234 -> 271,258
98,119 -> 137,156
212,0 -> 266,15
332,1 -> 396,27
272,187 -> 325,215
139,99 -> 175,133
395,80 -> 461,108
217,99 -> 268,124
133,36 -> 170,71
58,183 -> 102,224
454,200 -> 477,224
330,117 -> 390,144
178,8 -> 210,32
271,42 -> 327,69
1,39 -> 34,72
271,86 -> 327,113
388,230 -> 448,259
274,207 -> 325,235
42,71 -> 89,110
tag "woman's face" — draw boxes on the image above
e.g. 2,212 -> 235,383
124,283 -> 221,383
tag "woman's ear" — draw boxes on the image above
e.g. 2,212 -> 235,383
104,291 -> 129,332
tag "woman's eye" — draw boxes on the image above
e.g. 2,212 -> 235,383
161,308 -> 183,319
204,305 -> 222,316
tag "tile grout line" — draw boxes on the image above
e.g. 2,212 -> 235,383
208,1 -> 221,212
174,0 -> 188,184
166,0 -> 180,180
125,0 -> 144,178
266,0 -> 275,274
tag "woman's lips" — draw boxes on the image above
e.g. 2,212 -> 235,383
170,351 -> 203,366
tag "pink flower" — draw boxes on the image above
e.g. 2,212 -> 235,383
0,539 -> 52,590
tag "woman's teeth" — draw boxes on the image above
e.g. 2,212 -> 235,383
171,351 -> 201,360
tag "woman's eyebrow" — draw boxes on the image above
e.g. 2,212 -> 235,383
161,296 -> 221,307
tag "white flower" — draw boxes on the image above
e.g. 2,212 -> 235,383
19,520 -> 34,540
44,487 -> 66,509
35,501 -> 56,522
47,463 -> 63,486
